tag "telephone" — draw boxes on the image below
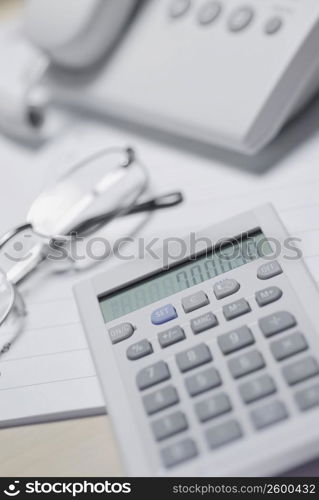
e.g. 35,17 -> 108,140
24,0 -> 319,155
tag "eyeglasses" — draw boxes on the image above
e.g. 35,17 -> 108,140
0,146 -> 183,354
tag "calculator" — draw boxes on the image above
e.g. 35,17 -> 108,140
74,204 -> 319,476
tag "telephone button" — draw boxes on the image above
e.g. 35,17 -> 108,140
169,0 -> 191,19
228,7 -> 254,32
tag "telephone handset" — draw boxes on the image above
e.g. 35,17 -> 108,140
25,0 -> 319,155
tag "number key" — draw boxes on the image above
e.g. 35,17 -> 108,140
176,343 -> 212,373
137,361 -> 170,390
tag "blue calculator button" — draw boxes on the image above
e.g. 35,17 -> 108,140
151,304 -> 178,325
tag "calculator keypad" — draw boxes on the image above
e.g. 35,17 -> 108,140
111,257 -> 319,472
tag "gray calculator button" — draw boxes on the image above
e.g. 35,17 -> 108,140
271,333 -> 308,361
239,375 -> 276,404
127,340 -> 153,360
137,361 -> 170,390
214,279 -> 240,300
169,0 -> 191,19
295,384 -> 319,412
228,350 -> 265,379
257,261 -> 283,280
161,438 -> 198,468
158,326 -> 186,348
143,385 -> 179,415
218,326 -> 254,355
198,1 -> 222,25
108,322 -> 135,344
255,286 -> 283,307
259,311 -> 296,338
282,357 -> 319,386
223,299 -> 251,321
185,367 -> 221,397
265,17 -> 283,35
228,7 -> 254,32
250,401 -> 288,430
151,411 -> 188,441
195,393 -> 231,422
191,312 -> 218,334
206,420 -> 242,449
182,291 -> 209,313
176,343 -> 212,373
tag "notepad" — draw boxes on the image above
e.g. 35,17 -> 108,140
1,23 -> 319,427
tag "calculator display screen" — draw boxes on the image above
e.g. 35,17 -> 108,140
99,231 -> 271,323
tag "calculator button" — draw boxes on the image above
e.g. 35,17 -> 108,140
198,1 -> 222,26
205,420 -> 242,449
264,17 -> 283,35
158,326 -> 186,348
223,299 -> 251,321
228,350 -> 265,379
195,393 -> 231,422
218,326 -> 254,355
151,304 -> 177,325
250,401 -> 288,430
161,438 -> 198,469
270,332 -> 308,361
259,311 -> 297,338
176,343 -> 212,373
191,312 -> 218,335
282,357 -> 319,386
137,361 -> 170,390
108,322 -> 135,345
169,0 -> 191,19
228,7 -> 254,33
257,261 -> 283,280
143,385 -> 179,415
239,375 -> 276,404
295,384 -> 319,412
151,411 -> 188,441
214,279 -> 240,300
185,367 -> 221,397
255,286 -> 282,307
127,339 -> 153,360
182,291 -> 209,313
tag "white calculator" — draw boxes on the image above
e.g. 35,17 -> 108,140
74,204 -> 319,476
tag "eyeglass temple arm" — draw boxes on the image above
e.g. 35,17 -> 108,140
69,191 -> 184,237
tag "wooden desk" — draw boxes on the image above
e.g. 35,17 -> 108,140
0,0 -> 122,477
